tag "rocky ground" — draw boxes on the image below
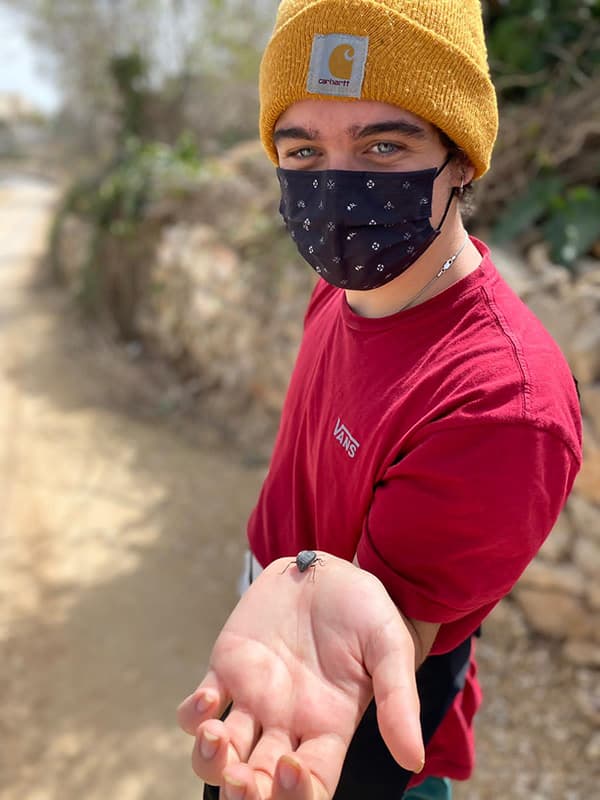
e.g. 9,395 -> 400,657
0,175 -> 597,800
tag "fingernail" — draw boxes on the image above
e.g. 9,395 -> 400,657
415,757 -> 426,774
223,775 -> 246,800
196,691 -> 216,714
200,730 -> 219,760
278,756 -> 301,791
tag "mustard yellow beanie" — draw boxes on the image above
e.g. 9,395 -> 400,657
259,0 -> 498,178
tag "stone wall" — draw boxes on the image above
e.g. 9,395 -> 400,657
53,143 -> 599,665
493,244 -> 600,667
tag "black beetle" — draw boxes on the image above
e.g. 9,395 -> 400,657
281,550 -> 325,576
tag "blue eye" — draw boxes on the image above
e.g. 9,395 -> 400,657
292,147 -> 317,159
372,142 -> 400,155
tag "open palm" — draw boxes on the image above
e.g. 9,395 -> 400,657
178,554 -> 424,800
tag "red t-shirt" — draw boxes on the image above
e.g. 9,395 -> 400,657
247,238 -> 582,782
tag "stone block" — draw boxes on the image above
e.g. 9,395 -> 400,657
519,560 -> 583,595
483,598 -> 529,647
526,242 -> 571,292
492,245 -> 534,298
586,583 -> 600,610
526,294 -> 578,356
586,732 -> 600,763
580,383 -> 600,436
514,588 -> 592,639
568,494 -> 600,542
573,536 -> 600,579
575,426 -> 600,505
563,640 -> 600,668
568,320 -> 600,383
539,511 -> 573,561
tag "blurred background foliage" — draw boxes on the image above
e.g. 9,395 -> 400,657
482,0 -> 600,265
2,0 -> 599,305
3,0 -> 276,156
486,0 -> 599,98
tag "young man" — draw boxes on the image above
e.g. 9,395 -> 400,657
178,2 -> 582,799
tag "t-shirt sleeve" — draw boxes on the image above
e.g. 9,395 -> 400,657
356,421 -> 580,654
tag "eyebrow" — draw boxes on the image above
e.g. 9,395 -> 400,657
273,126 -> 317,144
273,120 -> 427,145
350,120 -> 427,140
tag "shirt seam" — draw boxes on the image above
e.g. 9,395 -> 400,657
479,283 -> 532,417
405,416 -> 582,468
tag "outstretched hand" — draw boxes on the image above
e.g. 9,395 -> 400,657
177,553 -> 424,800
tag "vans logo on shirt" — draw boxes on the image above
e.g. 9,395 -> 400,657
333,417 -> 360,459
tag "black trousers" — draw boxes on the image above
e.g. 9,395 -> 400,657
203,634 -> 473,800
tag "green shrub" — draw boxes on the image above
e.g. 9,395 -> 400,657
484,0 -> 600,264
492,176 -> 600,265
50,132 -> 204,321
485,0 -> 600,101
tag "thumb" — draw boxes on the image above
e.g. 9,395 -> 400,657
363,612 -> 425,773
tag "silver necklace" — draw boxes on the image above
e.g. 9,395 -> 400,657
399,233 -> 469,312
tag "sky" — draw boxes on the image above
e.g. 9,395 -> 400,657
0,4 -> 61,112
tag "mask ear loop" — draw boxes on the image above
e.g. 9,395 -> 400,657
433,155 -> 463,232
435,153 -> 453,176
434,187 -> 457,232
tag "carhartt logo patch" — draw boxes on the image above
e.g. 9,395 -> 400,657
307,34 -> 368,98
333,417 -> 360,459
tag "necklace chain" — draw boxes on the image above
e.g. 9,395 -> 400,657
398,233 -> 469,312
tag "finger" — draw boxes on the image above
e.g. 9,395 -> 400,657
221,763 -> 264,800
274,733 -> 347,800
192,718 -> 239,787
364,615 -> 425,772
177,670 -> 230,735
273,754 -> 324,800
222,755 -> 320,800
222,706 -> 262,763
247,729 -> 297,797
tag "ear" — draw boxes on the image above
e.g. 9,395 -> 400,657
457,156 -> 475,191
463,162 -> 476,187
449,156 -> 475,195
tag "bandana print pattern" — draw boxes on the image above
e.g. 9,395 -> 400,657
277,163 -> 451,291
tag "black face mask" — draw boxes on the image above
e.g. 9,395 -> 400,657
277,156 -> 454,291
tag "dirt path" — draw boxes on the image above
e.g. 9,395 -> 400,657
0,175 -> 596,800
0,175 -> 264,800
